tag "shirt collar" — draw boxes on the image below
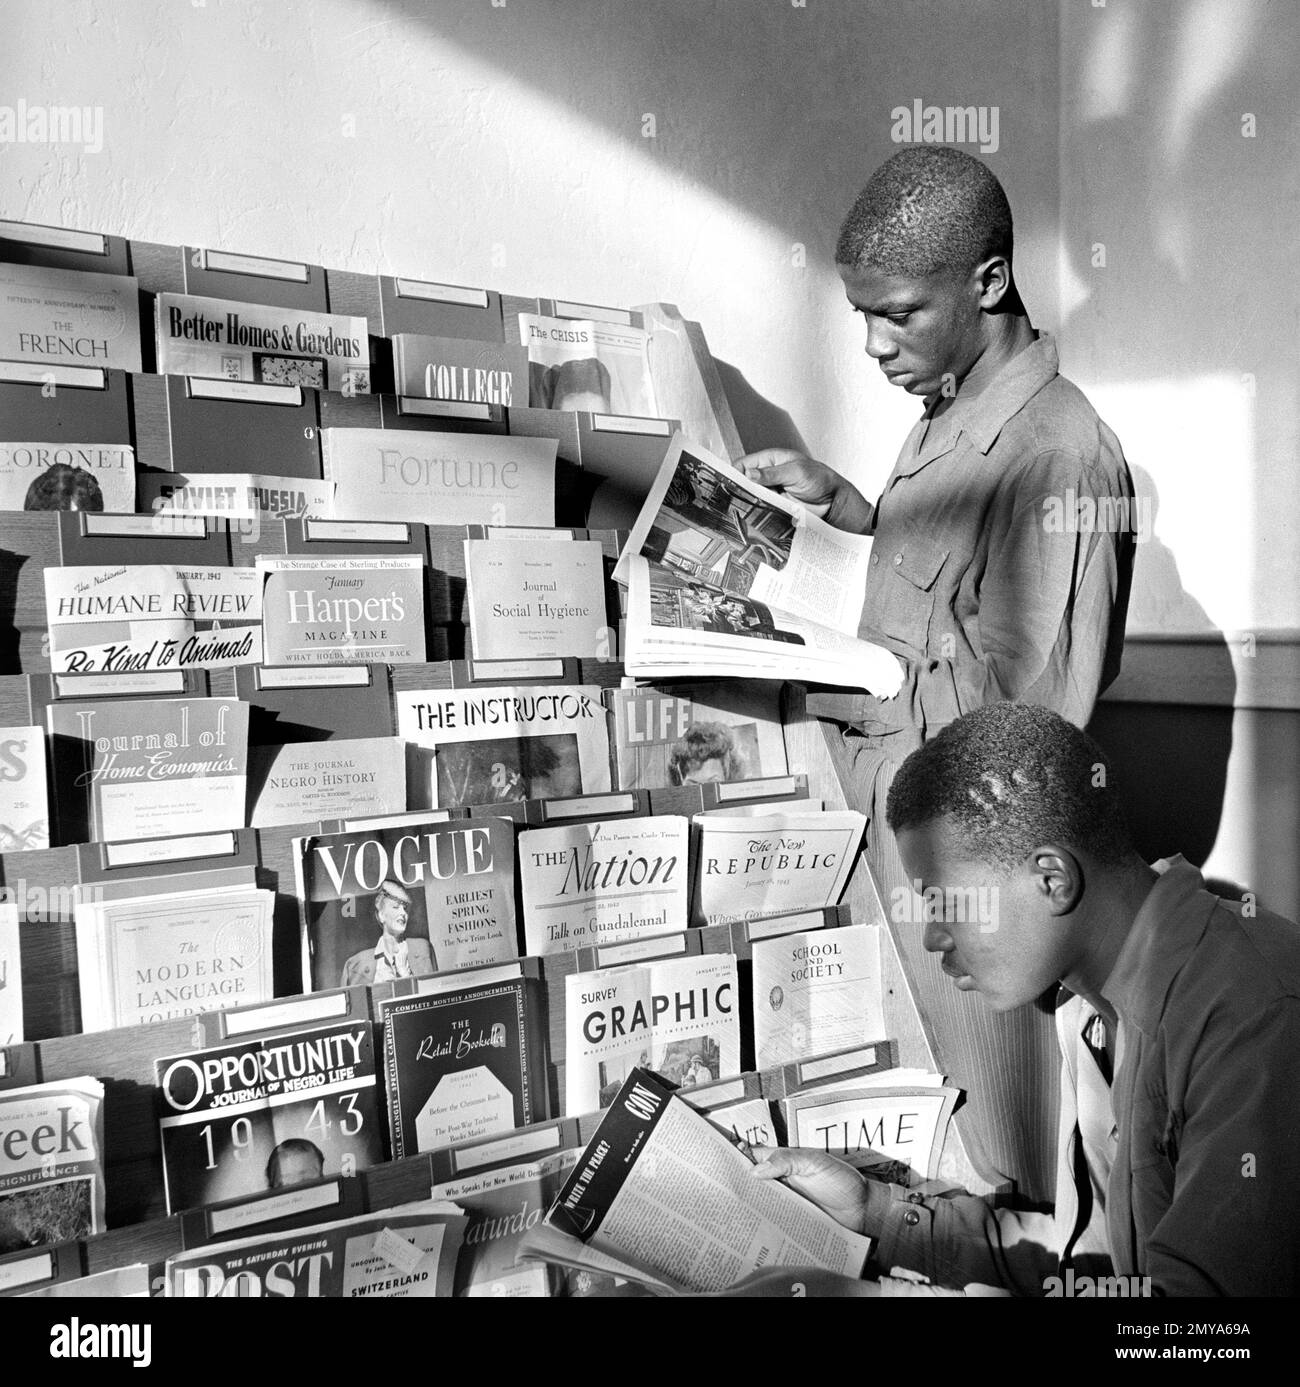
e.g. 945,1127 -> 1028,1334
908,332 -> 1061,469
1097,855 -> 1217,1037
374,936 -> 407,960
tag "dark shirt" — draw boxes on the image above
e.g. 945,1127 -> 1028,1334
809,334 -> 1135,744
867,858 -> 1300,1296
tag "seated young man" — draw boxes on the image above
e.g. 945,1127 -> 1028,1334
749,701 -> 1300,1297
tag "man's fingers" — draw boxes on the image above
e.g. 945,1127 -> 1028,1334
736,448 -> 809,471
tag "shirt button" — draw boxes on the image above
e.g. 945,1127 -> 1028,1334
870,554 -> 879,567
893,553 -> 903,565
903,1209 -> 921,1227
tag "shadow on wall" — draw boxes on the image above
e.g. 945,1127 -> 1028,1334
712,360 -> 808,456
1088,469 -> 1238,896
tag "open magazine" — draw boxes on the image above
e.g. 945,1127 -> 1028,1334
523,1067 -> 872,1293
614,435 -> 903,693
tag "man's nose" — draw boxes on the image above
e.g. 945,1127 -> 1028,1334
864,319 -> 895,360
922,918 -> 952,954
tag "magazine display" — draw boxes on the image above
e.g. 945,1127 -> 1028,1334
751,924 -> 884,1069
395,684 -> 611,809
464,537 -> 610,660
780,1084 -> 961,1184
0,724 -> 49,851
518,312 -> 656,417
0,902 -> 22,1044
155,1021 -> 384,1214
390,333 -> 529,406
614,434 -> 903,692
138,470 -> 334,522
321,426 -> 556,528
519,814 -> 689,956
536,1068 -> 872,1292
682,1083 -> 776,1149
297,817 -> 518,992
73,876 -> 274,1032
430,1147 -> 581,1297
606,680 -> 788,790
0,442 -> 135,513
564,952 -> 739,1114
154,291 -> 370,393
21,1264 -> 152,1298
46,696 -> 249,844
378,977 -> 546,1159
249,736 -> 406,829
43,563 -> 262,676
257,554 -> 427,665
692,808 -> 866,927
166,1202 -> 466,1298
0,262 -> 142,373
0,1078 -> 106,1255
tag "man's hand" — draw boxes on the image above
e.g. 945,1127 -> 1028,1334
737,448 -> 874,534
749,1145 -> 873,1234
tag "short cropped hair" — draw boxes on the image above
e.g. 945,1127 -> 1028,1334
668,722 -> 745,784
836,146 -> 1013,278
885,702 -> 1131,870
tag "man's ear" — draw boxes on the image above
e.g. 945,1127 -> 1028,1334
974,255 -> 1013,311
1027,844 -> 1083,916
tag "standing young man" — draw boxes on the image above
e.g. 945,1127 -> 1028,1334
742,147 -> 1136,1198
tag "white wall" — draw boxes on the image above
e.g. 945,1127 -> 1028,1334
1058,0 -> 1299,638
2,0 -> 1061,500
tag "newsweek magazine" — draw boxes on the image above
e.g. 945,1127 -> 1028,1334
154,291 -> 370,394
296,816 -> 519,992
529,1067 -> 871,1293
155,1021 -> 384,1214
518,814 -> 689,956
166,1202 -> 466,1298
564,952 -> 740,1115
395,684 -> 612,810
0,1078 -> 105,1255
614,434 -> 903,692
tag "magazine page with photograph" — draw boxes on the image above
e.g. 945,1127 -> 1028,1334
622,555 -> 903,692
518,312 -> 656,418
395,685 -> 611,810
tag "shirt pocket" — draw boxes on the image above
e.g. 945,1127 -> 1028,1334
875,537 -> 949,655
